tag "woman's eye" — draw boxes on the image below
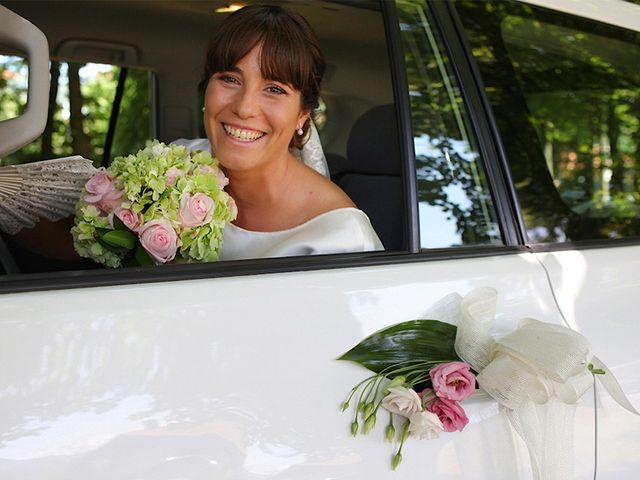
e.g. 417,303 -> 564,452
267,85 -> 286,95
217,74 -> 239,84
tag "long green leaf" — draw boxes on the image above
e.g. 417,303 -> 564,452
338,320 -> 460,375
134,244 -> 156,266
101,229 -> 137,250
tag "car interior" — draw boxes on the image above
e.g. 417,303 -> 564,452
0,0 -> 406,274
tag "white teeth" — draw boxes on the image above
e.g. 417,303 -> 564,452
223,124 -> 264,142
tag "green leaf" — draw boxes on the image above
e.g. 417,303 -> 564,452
101,229 -> 137,250
134,244 -> 156,266
112,214 -> 129,231
96,238 -> 129,255
338,320 -> 460,375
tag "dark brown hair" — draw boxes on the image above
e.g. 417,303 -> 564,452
203,4 -> 326,146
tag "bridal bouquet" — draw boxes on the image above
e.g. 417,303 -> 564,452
71,141 -> 237,267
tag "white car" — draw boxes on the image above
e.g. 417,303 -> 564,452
0,0 -> 638,478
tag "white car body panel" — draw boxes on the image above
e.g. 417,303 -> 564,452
536,245 -> 640,478
520,0 -> 640,33
0,253 -> 602,479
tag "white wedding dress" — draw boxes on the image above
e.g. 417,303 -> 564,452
220,208 -> 383,260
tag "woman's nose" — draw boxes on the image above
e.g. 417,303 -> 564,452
231,87 -> 259,119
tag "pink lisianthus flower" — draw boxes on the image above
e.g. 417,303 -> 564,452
179,192 -> 214,227
408,410 -> 444,439
430,361 -> 476,401
84,167 -> 123,212
138,218 -> 180,264
109,208 -> 142,232
427,397 -> 469,432
380,386 -> 422,418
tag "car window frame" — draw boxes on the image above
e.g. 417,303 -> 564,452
0,0 -> 531,294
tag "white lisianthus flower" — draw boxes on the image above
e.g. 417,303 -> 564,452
408,411 -> 444,439
381,386 -> 422,417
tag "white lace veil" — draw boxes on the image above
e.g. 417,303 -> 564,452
291,121 -> 329,177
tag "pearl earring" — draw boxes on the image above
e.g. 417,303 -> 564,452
297,127 -> 304,136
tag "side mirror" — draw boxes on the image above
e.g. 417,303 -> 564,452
0,5 -> 49,158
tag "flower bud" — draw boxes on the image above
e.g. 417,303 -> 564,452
391,452 -> 403,470
362,402 -> 375,419
363,413 -> 376,434
341,401 -> 350,412
350,421 -> 359,436
385,423 -> 396,443
383,376 -> 406,394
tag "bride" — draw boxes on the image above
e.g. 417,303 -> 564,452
198,4 -> 382,260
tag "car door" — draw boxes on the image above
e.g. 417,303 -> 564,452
448,0 -> 640,477
1,1 -> 636,479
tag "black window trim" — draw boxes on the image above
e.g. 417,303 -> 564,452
381,0 -> 420,253
428,0 -> 526,248
0,245 -> 528,294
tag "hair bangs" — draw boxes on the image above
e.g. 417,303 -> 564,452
258,28 -> 312,98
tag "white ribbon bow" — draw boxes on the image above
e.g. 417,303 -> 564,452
449,287 -> 638,480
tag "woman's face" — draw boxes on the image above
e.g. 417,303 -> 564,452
204,45 -> 309,174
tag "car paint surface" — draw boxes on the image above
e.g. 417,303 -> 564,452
0,252 -> 608,479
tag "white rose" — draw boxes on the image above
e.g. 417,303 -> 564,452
381,386 -> 422,418
408,411 -> 444,439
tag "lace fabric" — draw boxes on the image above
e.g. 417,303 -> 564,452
0,156 -> 96,234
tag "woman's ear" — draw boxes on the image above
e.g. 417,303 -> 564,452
297,109 -> 311,129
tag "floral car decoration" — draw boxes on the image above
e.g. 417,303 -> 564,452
339,318 -> 476,470
72,141 -> 237,267
339,288 -> 639,476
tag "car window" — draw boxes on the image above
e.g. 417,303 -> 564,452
0,60 -> 154,168
396,0 -> 503,249
455,0 -> 640,243
0,54 -> 28,123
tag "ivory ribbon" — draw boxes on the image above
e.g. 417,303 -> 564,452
449,287 -> 638,480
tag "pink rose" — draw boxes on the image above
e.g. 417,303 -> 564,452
179,192 -> 214,227
110,208 -> 142,232
84,167 -> 123,212
214,167 -> 229,189
165,167 -> 182,186
227,195 -> 238,219
430,361 -> 476,401
427,398 -> 469,432
197,165 -> 229,189
138,218 -> 179,264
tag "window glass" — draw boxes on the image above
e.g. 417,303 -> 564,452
396,0 -> 502,248
0,54 -> 29,122
0,61 -> 154,167
455,0 -> 640,242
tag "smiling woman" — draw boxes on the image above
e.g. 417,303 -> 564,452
198,4 -> 383,259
